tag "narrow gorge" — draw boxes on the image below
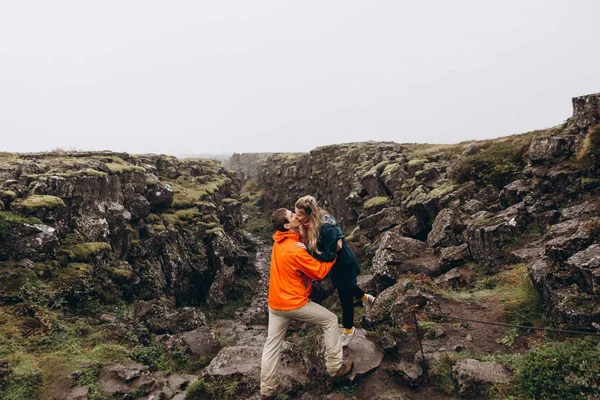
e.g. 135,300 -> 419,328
1,92 -> 599,399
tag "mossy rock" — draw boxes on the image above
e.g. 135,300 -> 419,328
58,242 -> 112,262
407,158 -> 429,167
0,211 -> 42,239
426,183 -> 457,201
364,196 -> 390,210
0,190 -> 16,200
58,263 -> 93,285
105,163 -> 146,174
153,224 -> 166,232
14,195 -> 65,213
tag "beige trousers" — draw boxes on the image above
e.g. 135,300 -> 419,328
260,301 -> 342,396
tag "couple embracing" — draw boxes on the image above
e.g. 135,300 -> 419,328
260,195 -> 376,399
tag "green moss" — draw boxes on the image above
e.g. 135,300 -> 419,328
407,158 -> 429,167
426,183 -> 457,201
51,168 -> 107,178
17,195 -> 65,213
106,267 -> 133,283
0,212 -> 42,239
104,163 -> 146,174
61,263 -> 93,281
382,163 -> 401,176
153,224 -> 166,232
146,213 -> 159,223
0,190 -> 16,200
145,178 -> 158,187
58,242 -> 112,261
363,196 -> 390,209
577,124 -> 600,169
169,175 -> 231,206
450,139 -> 531,188
175,209 -> 201,221
361,161 -> 389,179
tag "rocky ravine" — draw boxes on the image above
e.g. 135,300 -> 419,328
220,92 -> 600,399
250,92 -> 600,332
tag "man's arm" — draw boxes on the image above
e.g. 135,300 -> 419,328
292,247 -> 336,280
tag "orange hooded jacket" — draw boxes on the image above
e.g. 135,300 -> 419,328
268,230 -> 336,311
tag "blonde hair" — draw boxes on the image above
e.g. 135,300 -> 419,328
295,195 -> 333,254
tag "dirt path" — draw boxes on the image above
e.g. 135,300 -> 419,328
211,233 -> 270,348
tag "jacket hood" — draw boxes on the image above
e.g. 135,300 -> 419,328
322,215 -> 338,226
273,230 -> 301,243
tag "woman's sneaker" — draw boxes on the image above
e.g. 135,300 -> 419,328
340,327 -> 356,347
363,294 -> 376,313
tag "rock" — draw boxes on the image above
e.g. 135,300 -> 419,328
145,181 -> 174,211
434,268 -> 467,288
357,207 -> 403,239
566,244 -> 600,296
390,360 -> 425,388
529,135 -> 575,162
178,326 -> 221,357
500,179 -> 533,207
560,200 -> 600,221
343,328 -> 384,378
126,193 -> 151,219
134,299 -> 207,334
572,92 -> 600,129
452,359 -> 511,398
427,208 -> 466,248
66,386 -> 90,400
463,204 -> 529,267
372,231 -> 436,286
365,279 -> 440,328
0,223 -> 59,261
544,217 -> 599,262
98,360 -> 155,397
438,244 -> 470,272
73,216 -> 109,242
203,345 -> 262,378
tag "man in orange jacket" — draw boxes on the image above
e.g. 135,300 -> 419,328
260,208 -> 353,399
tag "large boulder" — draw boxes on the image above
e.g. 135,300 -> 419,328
529,135 -> 575,162
0,222 -> 59,261
572,92 -> 600,129
427,208 -> 466,248
372,229 -> 437,286
463,204 -> 529,267
364,279 -> 441,328
145,181 -> 174,211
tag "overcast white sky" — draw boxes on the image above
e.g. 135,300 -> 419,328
1,1 -> 599,156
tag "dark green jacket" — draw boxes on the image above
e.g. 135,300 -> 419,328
309,216 -> 361,289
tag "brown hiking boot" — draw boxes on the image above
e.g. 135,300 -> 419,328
331,357 -> 353,379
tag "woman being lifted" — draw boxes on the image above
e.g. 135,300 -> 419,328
294,195 -> 376,347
